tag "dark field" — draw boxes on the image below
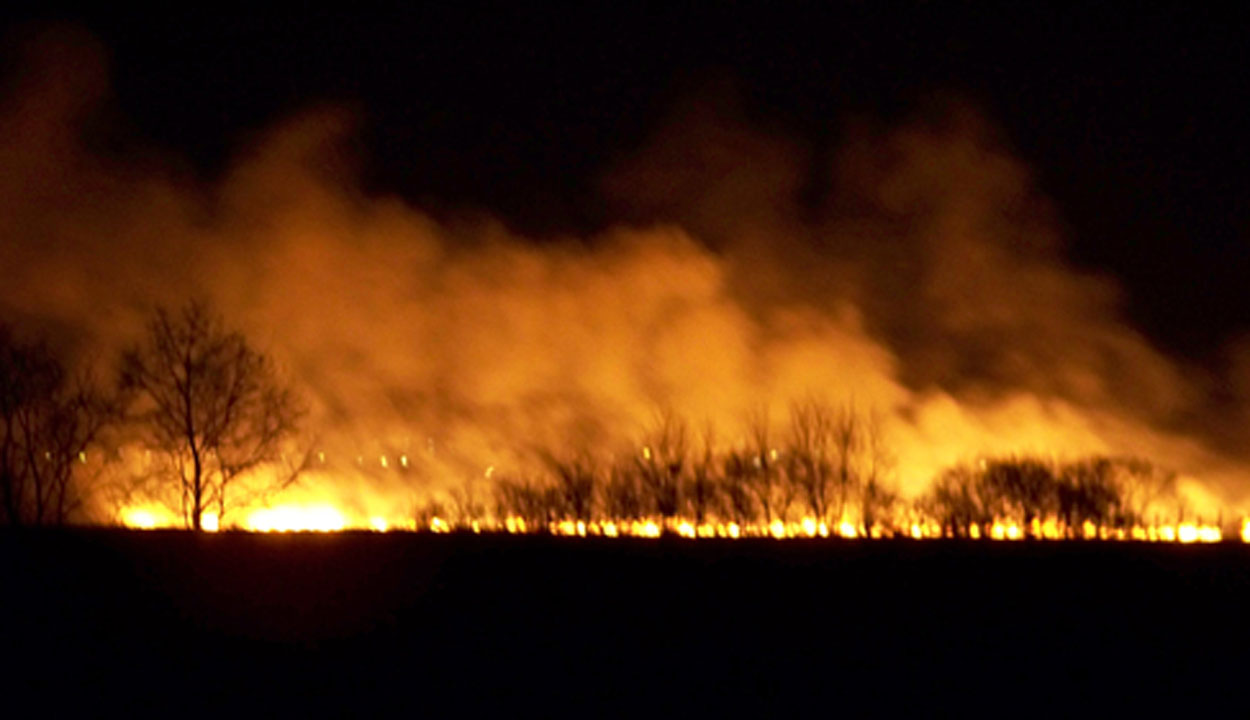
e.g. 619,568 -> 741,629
3,531 -> 1247,714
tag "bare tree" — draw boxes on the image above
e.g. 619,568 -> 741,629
635,411 -> 689,523
858,411 -> 898,532
120,301 -> 303,530
685,423 -> 720,527
0,325 -> 116,525
540,451 -> 599,522
787,399 -> 835,524
925,464 -> 992,537
601,461 -> 643,523
743,409 -> 787,523
829,405 -> 863,523
719,451 -> 758,526
448,480 -> 488,526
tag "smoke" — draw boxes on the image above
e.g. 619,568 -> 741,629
1,27 -> 1246,517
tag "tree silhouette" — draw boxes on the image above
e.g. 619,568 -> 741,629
635,411 -> 689,524
603,463 -> 646,523
0,325 -> 116,525
685,424 -> 719,527
120,301 -> 302,531
540,452 -> 599,523
494,475 -> 553,529
741,410 -> 789,523
924,454 -> 1177,538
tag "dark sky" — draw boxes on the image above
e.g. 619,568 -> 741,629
5,4 -> 1250,362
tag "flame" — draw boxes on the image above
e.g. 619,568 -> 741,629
246,505 -> 346,532
113,492 -> 1244,547
120,505 -> 176,529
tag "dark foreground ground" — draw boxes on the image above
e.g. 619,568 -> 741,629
2,530 -> 1248,715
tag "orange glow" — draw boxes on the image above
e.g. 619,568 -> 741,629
1177,524 -> 1199,543
110,498 -> 1250,547
246,505 -> 346,532
120,505 -> 177,529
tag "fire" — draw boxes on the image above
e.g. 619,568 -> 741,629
120,506 -> 174,529
115,495 -> 1245,546
246,505 -> 346,532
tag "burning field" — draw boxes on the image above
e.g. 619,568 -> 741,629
2,28 -> 1250,537
2,10 -> 1249,710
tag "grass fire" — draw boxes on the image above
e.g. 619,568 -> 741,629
3,10 -> 1250,714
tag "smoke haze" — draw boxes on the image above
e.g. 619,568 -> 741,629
1,26 -> 1245,518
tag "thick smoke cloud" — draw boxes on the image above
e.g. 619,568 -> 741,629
1,27 -> 1245,518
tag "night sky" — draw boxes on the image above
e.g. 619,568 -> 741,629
4,4 -> 1248,361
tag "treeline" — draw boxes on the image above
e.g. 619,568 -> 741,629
0,306 -> 1194,534
427,404 -> 899,533
922,456 -> 1177,537
421,412 -> 1185,539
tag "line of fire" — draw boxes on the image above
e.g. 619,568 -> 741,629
3,304 -> 1244,543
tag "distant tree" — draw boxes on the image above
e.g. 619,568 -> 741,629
981,457 -> 1058,532
923,454 -> 1175,538
787,399 -> 836,524
540,452 -> 599,523
1103,456 -> 1175,525
1058,458 -> 1133,532
857,411 -> 898,532
829,405 -> 864,523
494,475 -> 553,529
786,400 -> 896,530
635,411 -> 689,523
719,452 -> 758,526
120,301 -> 302,530
0,325 -> 116,525
926,464 -> 992,536
742,410 -> 788,523
448,481 -> 488,526
603,463 -> 645,522
685,424 -> 720,527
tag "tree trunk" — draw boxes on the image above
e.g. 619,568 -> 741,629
191,443 -> 203,531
